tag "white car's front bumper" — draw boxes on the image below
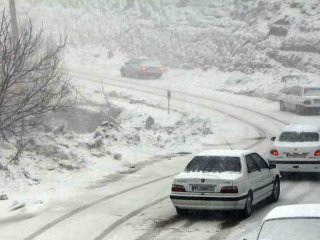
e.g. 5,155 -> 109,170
269,160 -> 320,173
170,194 -> 247,210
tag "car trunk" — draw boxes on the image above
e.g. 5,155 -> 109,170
175,171 -> 241,193
274,141 -> 320,159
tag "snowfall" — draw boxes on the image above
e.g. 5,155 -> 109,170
1,1 -> 320,240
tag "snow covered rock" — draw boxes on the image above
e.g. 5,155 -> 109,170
87,138 -> 103,149
113,153 -> 122,160
145,116 -> 155,130
175,120 -> 185,126
269,25 -> 288,36
53,125 -> 66,134
58,160 -> 81,170
0,194 -> 8,200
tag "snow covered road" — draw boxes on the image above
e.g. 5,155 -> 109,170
2,71 -> 320,240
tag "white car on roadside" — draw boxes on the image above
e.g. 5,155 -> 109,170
280,85 -> 320,115
256,204 -> 320,240
269,124 -> 320,173
170,150 -> 280,218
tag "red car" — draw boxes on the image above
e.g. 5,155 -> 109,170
120,58 -> 166,79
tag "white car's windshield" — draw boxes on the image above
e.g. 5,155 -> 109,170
258,218 -> 320,240
304,88 -> 320,96
279,132 -> 319,142
185,156 -> 241,173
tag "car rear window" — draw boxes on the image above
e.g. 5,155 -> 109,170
185,156 -> 241,173
258,218 -> 320,240
279,132 -> 319,142
139,59 -> 160,65
304,88 -> 320,96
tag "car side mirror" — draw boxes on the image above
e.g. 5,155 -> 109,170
269,163 -> 276,169
271,137 -> 276,141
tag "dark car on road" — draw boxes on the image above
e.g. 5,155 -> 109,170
120,58 -> 165,79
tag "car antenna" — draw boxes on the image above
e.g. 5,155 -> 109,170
225,139 -> 233,150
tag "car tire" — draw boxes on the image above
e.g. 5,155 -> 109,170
240,191 -> 253,218
120,70 -> 126,77
175,207 -> 188,216
295,105 -> 305,115
280,101 -> 286,111
133,72 -> 141,79
267,178 -> 280,203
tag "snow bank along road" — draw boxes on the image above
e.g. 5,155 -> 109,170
2,70 -> 320,240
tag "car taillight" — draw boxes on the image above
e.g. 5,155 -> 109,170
220,186 -> 238,194
270,149 -> 279,156
304,100 -> 312,105
171,184 -> 186,192
160,66 -> 166,73
140,65 -> 147,71
314,150 -> 320,157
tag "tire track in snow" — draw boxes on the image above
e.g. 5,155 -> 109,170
92,196 -> 169,240
24,175 -> 177,240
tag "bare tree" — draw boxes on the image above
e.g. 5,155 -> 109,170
0,11 -> 72,139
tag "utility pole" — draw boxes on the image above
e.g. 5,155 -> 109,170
9,0 -> 19,43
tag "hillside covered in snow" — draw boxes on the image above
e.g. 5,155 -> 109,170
5,0 -> 320,76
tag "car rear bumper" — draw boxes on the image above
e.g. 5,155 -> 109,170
269,160 -> 320,172
139,71 -> 162,77
170,194 -> 247,210
303,106 -> 320,112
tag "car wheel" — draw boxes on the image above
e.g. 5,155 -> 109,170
280,101 -> 286,111
267,178 -> 280,203
120,69 -> 126,77
295,105 -> 305,115
175,207 -> 188,216
240,192 -> 253,218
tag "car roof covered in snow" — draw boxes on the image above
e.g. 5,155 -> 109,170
263,204 -> 320,222
282,124 -> 320,133
195,149 -> 251,157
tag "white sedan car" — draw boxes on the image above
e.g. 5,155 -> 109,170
170,150 -> 280,218
256,204 -> 320,240
269,124 -> 320,173
280,85 -> 320,115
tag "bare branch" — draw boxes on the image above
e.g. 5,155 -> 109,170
0,10 -> 73,139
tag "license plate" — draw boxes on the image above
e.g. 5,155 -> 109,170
286,152 -> 307,158
191,184 -> 215,192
